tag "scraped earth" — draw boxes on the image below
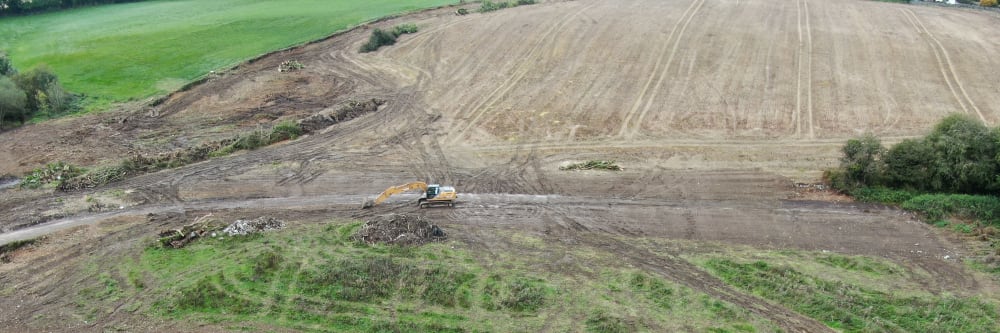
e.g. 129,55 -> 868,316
2,0 -> 1000,332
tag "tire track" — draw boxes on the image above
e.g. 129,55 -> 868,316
901,8 -> 985,123
618,0 -> 705,138
794,0 -> 814,138
629,0 -> 706,138
804,0 -> 814,139
447,2 -> 598,145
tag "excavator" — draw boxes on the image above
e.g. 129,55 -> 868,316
362,181 -> 457,209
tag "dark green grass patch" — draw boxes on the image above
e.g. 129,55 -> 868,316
703,259 -> 999,333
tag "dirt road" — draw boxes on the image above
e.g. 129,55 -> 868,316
2,0 -> 999,331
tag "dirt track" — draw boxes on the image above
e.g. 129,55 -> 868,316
2,0 -> 1000,331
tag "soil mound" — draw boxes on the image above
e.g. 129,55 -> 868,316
352,214 -> 445,246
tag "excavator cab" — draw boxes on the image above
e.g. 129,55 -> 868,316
420,184 -> 456,208
425,184 -> 441,199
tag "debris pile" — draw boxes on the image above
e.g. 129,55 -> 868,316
222,216 -> 285,236
278,60 -> 305,72
299,98 -> 385,132
156,215 -> 284,248
352,214 -> 445,246
156,215 -> 225,248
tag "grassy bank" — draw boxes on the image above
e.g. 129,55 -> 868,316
85,222 -> 779,332
679,247 -> 1000,333
0,0 -> 452,110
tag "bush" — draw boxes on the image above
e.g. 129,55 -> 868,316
850,187 -> 918,205
837,133 -> 886,190
829,114 -> 1000,194
392,23 -> 418,35
360,24 -> 419,53
901,194 -> 1000,225
479,0 -> 510,12
269,120 -> 302,142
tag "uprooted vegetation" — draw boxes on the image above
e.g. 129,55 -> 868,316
559,160 -> 622,171
157,215 -> 285,248
298,98 -> 385,132
27,99 -> 382,191
53,122 -> 297,191
351,214 -> 446,246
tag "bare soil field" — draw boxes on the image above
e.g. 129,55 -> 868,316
2,0 -> 1000,331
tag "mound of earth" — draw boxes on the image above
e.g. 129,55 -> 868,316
352,213 -> 445,246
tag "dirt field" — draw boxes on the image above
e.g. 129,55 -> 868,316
2,0 -> 1000,331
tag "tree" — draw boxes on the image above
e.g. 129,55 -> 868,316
0,51 -> 15,77
839,133 -> 886,188
884,139 -> 933,190
13,64 -> 67,114
923,114 -> 998,193
0,76 -> 28,129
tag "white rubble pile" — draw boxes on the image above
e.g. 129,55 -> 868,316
223,216 -> 285,236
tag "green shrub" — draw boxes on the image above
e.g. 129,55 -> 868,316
835,133 -> 886,191
269,120 -> 302,142
19,161 -> 83,189
360,24 -> 419,53
849,187 -> 917,204
393,23 -> 419,35
901,194 -> 1000,225
479,0 -> 510,12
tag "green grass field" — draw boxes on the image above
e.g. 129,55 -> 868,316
0,0 -> 454,110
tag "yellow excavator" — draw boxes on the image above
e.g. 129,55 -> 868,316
362,181 -> 458,209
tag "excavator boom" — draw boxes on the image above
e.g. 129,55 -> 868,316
362,181 -> 427,208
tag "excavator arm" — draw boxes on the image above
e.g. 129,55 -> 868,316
362,181 -> 428,208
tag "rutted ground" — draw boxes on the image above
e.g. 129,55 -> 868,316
2,0 -> 1000,331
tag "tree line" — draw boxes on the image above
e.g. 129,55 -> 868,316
827,114 -> 1000,195
0,0 -> 144,16
0,52 -> 72,130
